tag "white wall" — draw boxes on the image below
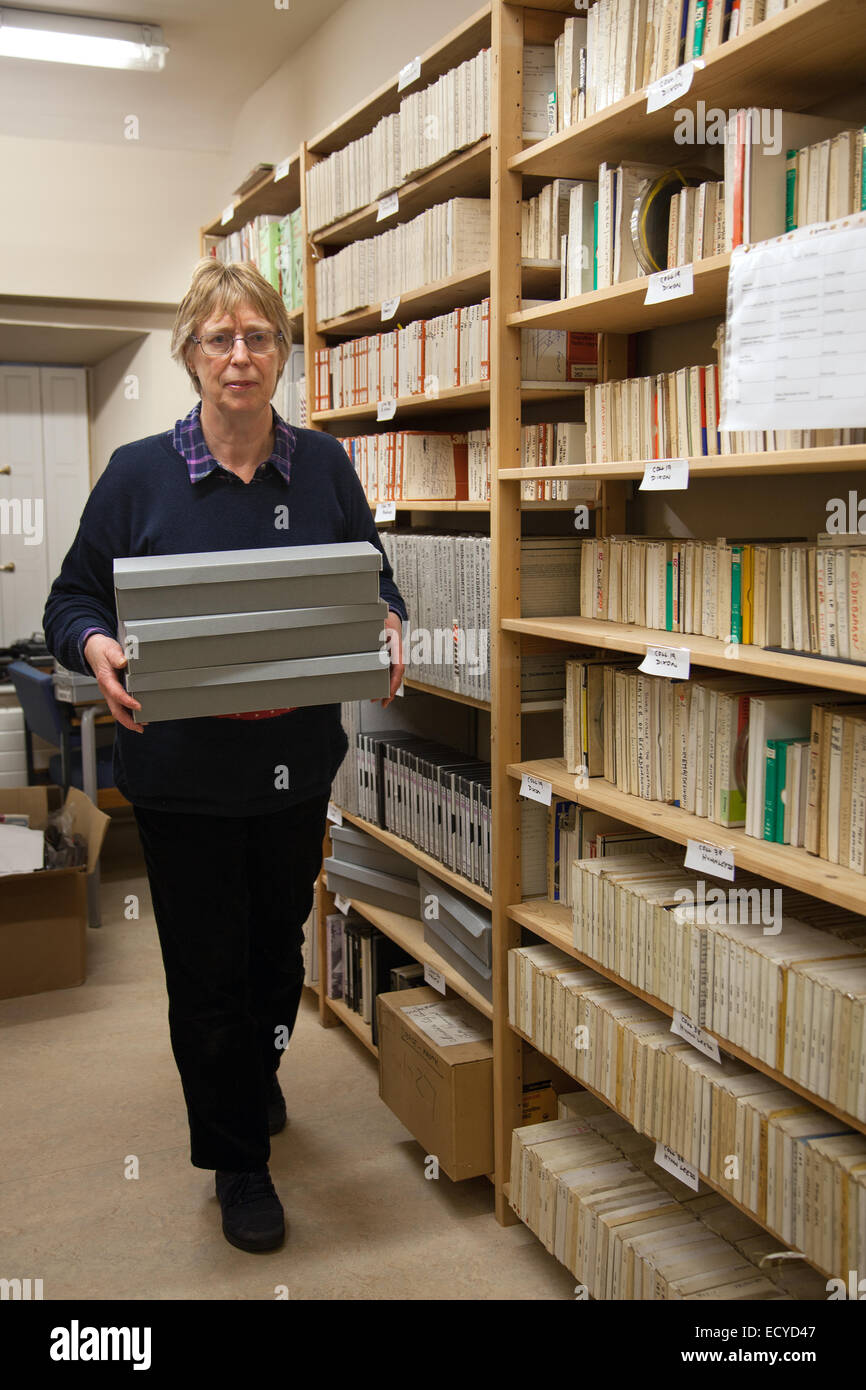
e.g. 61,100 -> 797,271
89,327 -> 198,483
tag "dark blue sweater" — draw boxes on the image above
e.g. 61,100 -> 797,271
43,426 -> 407,816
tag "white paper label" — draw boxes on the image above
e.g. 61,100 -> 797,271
274,157 -> 291,182
401,999 -> 492,1046
639,458 -> 689,490
334,893 -> 351,915
638,646 -> 691,679
644,264 -> 695,304
377,192 -> 399,221
423,963 -> 446,995
520,773 -> 552,806
220,203 -> 235,226
327,801 -> 343,826
646,58 -> 704,113
377,397 -> 397,421
375,500 -> 397,523
685,838 -> 736,881
397,56 -> 422,92
671,1010 -> 722,1064
654,1141 -> 700,1191
381,295 -> 400,321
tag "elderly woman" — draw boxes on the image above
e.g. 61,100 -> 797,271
43,259 -> 406,1253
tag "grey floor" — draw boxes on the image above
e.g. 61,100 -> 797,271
0,815 -> 574,1301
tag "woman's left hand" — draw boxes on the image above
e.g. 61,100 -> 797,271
379,611 -> 405,706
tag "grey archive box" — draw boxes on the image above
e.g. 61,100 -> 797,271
127,650 -> 389,723
417,868 -> 492,967
324,856 -> 421,919
423,918 -> 493,1003
121,600 -> 388,675
329,823 -> 416,879
114,542 -> 382,620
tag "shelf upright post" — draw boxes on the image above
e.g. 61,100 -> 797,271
300,142 -> 328,438
490,0 -> 526,1226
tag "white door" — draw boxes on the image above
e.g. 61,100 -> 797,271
0,365 -> 90,646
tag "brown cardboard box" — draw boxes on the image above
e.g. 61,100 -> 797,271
376,986 -> 494,1181
0,787 -> 110,1000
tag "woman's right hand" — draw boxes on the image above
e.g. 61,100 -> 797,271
83,633 -> 146,733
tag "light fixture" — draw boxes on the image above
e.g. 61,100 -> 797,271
0,7 -> 168,70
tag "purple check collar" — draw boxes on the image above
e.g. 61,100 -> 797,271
172,402 -> 294,484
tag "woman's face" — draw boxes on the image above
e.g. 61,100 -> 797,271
191,300 -> 282,417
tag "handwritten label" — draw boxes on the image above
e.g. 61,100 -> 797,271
520,773 -> 552,806
685,838 -> 736,881
638,646 -> 690,679
671,1010 -> 721,1064
377,192 -> 399,221
334,893 -> 351,915
377,397 -> 397,421
424,373 -> 440,399
220,203 -> 235,226
381,295 -> 400,322
274,157 -> 291,182
640,458 -> 689,491
644,263 -> 695,304
327,801 -> 343,826
654,1141 -> 700,1191
397,56 -> 422,92
424,962 -> 447,994
375,500 -> 397,523
646,58 -> 704,114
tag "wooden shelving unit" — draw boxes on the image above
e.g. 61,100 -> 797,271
499,443 -> 866,482
341,809 -> 491,908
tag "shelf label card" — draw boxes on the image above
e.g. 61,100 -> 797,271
375,500 -> 397,523
334,893 -> 351,915
671,1010 -> 721,1064
638,645 -> 690,679
377,397 -> 397,421
327,801 -> 343,826
220,203 -> 235,226
520,773 -> 552,806
685,838 -> 736,881
397,56 -> 422,92
654,1141 -> 700,1191
424,962 -> 447,995
644,263 -> 694,304
646,57 -> 704,113
377,192 -> 399,221
640,458 -> 689,491
274,157 -> 291,182
381,295 -> 400,321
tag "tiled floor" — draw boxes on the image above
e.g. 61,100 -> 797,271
0,815 -> 574,1301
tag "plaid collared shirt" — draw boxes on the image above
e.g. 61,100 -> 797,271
172,400 -> 294,485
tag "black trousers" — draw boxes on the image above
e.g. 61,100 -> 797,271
133,793 -> 329,1172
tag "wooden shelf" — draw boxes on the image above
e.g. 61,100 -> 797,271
499,444 -> 866,482
403,676 -> 489,709
324,994 -> 378,1057
509,1019 -> 835,1281
510,0 -> 866,182
502,614 -> 866,696
340,895 -> 493,1019
340,807 -> 492,908
507,254 -> 730,335
312,139 -> 492,247
507,757 -> 866,916
313,377 -> 583,424
508,897 -> 866,1139
203,154 -> 301,238
317,266 -> 491,337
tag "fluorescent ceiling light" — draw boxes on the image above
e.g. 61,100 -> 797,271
0,8 -> 168,70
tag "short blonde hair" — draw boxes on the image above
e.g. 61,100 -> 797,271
171,259 -> 293,395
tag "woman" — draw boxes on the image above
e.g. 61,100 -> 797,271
43,259 -> 406,1253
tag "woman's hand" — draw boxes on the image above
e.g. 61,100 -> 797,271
379,611 -> 405,707
84,633 -> 147,733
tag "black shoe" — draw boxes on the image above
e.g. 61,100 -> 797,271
268,1073 -> 288,1135
215,1166 -> 285,1252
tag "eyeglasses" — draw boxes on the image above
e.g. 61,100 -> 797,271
191,329 -> 283,358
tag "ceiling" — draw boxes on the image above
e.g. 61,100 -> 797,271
0,0 -> 346,152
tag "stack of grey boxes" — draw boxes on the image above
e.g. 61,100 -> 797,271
418,868 -> 492,1002
325,823 -> 419,918
114,543 -> 391,722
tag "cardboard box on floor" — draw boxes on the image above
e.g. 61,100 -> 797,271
376,986 -> 493,1181
0,786 -> 109,1000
